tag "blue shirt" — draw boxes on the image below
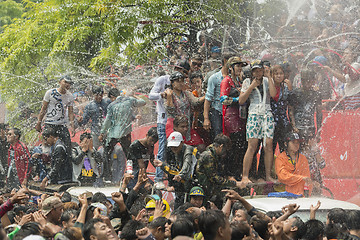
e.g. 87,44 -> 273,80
205,71 -> 223,112
80,99 -> 111,135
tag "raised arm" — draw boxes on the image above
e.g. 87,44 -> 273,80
239,79 -> 260,105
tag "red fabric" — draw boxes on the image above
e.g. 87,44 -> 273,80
0,199 -> 14,218
220,76 -> 234,136
185,129 -> 205,146
273,86 -> 281,102
7,141 -> 30,183
220,76 -> 246,135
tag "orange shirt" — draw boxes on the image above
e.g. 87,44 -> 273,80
275,151 -> 311,195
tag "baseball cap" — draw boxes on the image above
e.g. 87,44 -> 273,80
227,56 -> 248,68
211,46 -> 221,53
286,132 -> 302,142
167,131 -> 183,147
189,186 -> 205,197
251,60 -> 264,70
41,196 -> 63,216
169,71 -> 185,82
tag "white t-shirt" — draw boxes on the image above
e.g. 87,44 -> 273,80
43,88 -> 74,125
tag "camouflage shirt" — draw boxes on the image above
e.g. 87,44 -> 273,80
196,145 -> 236,196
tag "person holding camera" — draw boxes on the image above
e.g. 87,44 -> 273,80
238,60 -> 277,187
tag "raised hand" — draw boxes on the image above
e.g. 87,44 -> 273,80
153,200 -> 164,219
222,189 -> 242,201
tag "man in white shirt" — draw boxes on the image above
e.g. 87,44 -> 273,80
35,75 -> 75,156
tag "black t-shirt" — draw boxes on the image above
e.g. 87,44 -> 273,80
288,89 -> 322,129
127,140 -> 154,170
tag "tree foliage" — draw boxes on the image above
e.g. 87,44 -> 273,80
0,0 -> 251,137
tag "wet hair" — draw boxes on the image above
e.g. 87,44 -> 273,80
171,218 -> 194,239
42,127 -> 59,138
108,88 -> 120,98
328,208 -> 347,225
148,216 -> 167,231
171,207 -> 192,220
63,227 -> 83,240
271,65 -> 285,79
61,192 -> 72,203
222,52 -> 235,66
303,219 -> 325,240
177,202 -> 194,213
173,115 -> 189,128
129,200 -> 145,218
346,210 -> 360,230
231,201 -> 247,218
80,132 -> 92,142
147,127 -> 159,142
120,220 -> 145,240
83,218 -> 103,240
11,128 -> 21,139
92,192 -> 107,204
231,220 -> 251,240
13,205 -> 27,216
292,216 -> 306,240
13,222 -> 41,240
198,210 -> 227,240
213,134 -> 231,148
64,201 -> 79,211
61,209 -> 78,225
266,211 -> 282,219
92,86 -> 104,95
250,215 -> 270,240
325,223 -> 348,240
189,71 -> 203,83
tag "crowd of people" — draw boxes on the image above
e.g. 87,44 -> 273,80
0,0 -> 359,239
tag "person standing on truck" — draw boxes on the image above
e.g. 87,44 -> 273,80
99,90 -> 146,180
35,75 -> 75,157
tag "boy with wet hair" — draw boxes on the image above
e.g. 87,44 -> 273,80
148,217 -> 167,240
347,210 -> 360,239
303,219 -> 325,240
40,127 -> 73,189
198,210 -> 232,240
127,127 -> 158,190
326,208 -> 347,225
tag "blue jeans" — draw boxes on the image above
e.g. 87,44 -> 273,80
209,109 -> 223,140
155,123 -> 166,182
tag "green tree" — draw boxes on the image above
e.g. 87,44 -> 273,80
0,0 -> 251,139
0,0 -> 24,32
